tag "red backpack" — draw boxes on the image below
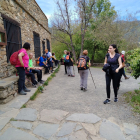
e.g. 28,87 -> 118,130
10,50 -> 21,66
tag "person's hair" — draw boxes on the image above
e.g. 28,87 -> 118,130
67,51 -> 70,55
64,50 -> 67,53
23,42 -> 30,50
110,44 -> 118,53
42,54 -> 46,57
83,50 -> 88,55
52,53 -> 54,56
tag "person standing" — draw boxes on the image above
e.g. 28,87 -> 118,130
103,44 -> 122,104
62,50 -> 67,74
28,53 -> 44,84
65,51 -> 75,77
15,42 -> 31,95
121,51 -> 129,80
77,50 -> 91,91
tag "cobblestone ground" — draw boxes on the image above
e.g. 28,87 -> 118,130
0,66 -> 140,140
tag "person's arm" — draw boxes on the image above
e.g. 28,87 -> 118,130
104,57 -> 107,65
18,52 -> 25,67
116,56 -> 123,73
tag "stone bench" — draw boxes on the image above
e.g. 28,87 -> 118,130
0,67 -> 47,104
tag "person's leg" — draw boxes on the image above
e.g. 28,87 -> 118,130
118,70 -> 123,89
70,66 -> 74,76
64,62 -> 67,74
83,69 -> 89,90
32,69 -> 41,82
16,67 -> 25,93
79,70 -> 84,89
43,65 -> 49,74
112,72 -> 120,101
26,72 -> 37,85
67,66 -> 70,76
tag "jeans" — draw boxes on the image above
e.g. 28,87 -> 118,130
66,66 -> 73,76
16,67 -> 26,93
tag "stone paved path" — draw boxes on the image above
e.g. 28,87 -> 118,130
0,66 -> 140,140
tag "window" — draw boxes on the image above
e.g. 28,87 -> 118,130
46,39 -> 50,52
33,32 -> 41,58
42,41 -> 45,55
2,14 -> 22,62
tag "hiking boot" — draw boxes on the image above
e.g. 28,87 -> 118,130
125,77 -> 129,80
19,90 -> 27,95
81,87 -> 83,90
114,98 -> 118,102
103,99 -> 110,104
83,88 -> 87,92
23,87 -> 30,92
39,80 -> 44,84
71,75 -> 75,77
32,84 -> 37,88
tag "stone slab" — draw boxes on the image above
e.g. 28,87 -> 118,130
15,108 -> 37,121
0,109 -> 19,118
0,127 -> 39,140
10,121 -> 32,130
75,124 -> 83,131
57,122 -> 77,137
0,117 -> 11,131
123,123 -> 137,135
69,130 -> 87,140
90,136 -> 106,140
40,109 -> 69,123
0,110 -> 4,115
59,138 -> 69,140
82,123 -> 96,136
100,120 -> 125,140
33,123 -> 59,139
66,113 -> 101,124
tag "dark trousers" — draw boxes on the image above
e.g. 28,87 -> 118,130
55,60 -> 59,66
118,69 -> 123,89
122,68 -> 126,77
26,72 -> 37,85
105,72 -> 120,98
42,65 -> 49,74
64,62 -> 67,74
32,69 -> 42,82
16,67 -> 26,93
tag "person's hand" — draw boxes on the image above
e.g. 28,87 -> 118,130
21,62 -> 24,67
115,68 -> 119,73
27,68 -> 30,71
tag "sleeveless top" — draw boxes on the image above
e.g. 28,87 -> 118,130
106,53 -> 120,73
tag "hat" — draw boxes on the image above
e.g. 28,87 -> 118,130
121,51 -> 125,55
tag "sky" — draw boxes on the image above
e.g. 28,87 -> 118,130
36,0 -> 140,26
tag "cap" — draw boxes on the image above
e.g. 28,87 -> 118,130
121,51 -> 125,55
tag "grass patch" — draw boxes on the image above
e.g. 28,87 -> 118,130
10,118 -> 17,121
30,65 -> 60,101
21,104 -> 26,108
124,89 -> 140,114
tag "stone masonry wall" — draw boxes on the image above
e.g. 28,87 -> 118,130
0,0 -> 51,80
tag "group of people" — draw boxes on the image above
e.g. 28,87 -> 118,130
15,42 -> 58,95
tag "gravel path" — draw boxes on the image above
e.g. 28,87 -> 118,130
27,66 -> 140,125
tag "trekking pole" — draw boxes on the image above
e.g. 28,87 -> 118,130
89,68 -> 96,89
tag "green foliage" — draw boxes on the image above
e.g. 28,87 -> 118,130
10,118 -> 17,121
127,48 -> 140,79
43,81 -> 48,86
21,104 -> 26,108
124,89 -> 140,114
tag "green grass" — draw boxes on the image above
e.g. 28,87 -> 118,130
21,104 -> 26,108
124,89 -> 140,114
10,118 -> 17,121
30,65 -> 60,101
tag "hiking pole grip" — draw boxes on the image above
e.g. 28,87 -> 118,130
89,68 -> 96,89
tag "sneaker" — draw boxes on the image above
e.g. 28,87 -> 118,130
32,84 -> 37,88
71,75 -> 75,77
68,75 -> 70,76
23,87 -> 31,92
83,88 -> 87,92
39,80 -> 45,84
81,87 -> 83,90
125,77 -> 129,80
19,90 -> 27,95
114,98 -> 118,102
103,99 -> 110,104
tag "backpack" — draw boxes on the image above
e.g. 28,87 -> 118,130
10,50 -> 21,66
77,56 -> 87,70
37,57 -> 40,65
65,55 -> 70,63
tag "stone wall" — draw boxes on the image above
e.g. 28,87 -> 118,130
0,0 -> 51,80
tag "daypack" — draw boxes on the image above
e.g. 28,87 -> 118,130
65,55 -> 70,63
37,57 -> 40,65
77,56 -> 87,70
10,50 -> 21,66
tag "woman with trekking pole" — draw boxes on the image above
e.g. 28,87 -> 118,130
103,44 -> 122,104
77,50 -> 91,92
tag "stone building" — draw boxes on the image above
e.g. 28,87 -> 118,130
0,0 -> 51,103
